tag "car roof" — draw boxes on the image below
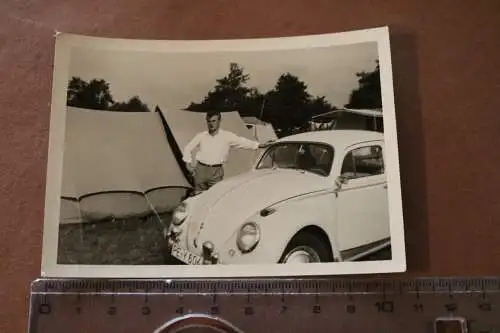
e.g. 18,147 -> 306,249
275,130 -> 384,149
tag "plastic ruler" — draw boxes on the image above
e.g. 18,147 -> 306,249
28,277 -> 500,332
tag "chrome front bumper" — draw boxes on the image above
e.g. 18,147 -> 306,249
164,226 -> 221,265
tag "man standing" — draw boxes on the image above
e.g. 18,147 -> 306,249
182,110 -> 266,195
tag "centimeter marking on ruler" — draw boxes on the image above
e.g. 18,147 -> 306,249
30,277 -> 500,333
30,277 -> 500,295
29,277 -> 500,333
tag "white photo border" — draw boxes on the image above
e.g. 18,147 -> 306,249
41,26 -> 407,278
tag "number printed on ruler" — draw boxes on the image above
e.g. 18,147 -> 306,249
29,278 -> 500,333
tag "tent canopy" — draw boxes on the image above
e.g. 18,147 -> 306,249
60,107 -> 190,224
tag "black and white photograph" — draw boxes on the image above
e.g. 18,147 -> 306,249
41,26 -> 406,278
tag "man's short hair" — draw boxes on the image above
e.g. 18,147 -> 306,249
206,110 -> 221,119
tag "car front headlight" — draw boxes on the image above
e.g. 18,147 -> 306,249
236,222 -> 260,253
172,202 -> 188,226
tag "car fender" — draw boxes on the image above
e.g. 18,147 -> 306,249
220,192 -> 340,264
261,200 -> 339,262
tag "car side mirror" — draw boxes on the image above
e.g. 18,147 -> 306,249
335,175 -> 348,188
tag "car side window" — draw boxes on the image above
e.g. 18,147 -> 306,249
341,145 -> 384,179
257,144 -> 299,169
297,144 -> 332,176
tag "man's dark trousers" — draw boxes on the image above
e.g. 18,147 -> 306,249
192,161 -> 224,195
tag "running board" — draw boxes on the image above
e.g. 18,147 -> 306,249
340,238 -> 391,261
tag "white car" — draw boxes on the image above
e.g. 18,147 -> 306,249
163,129 -> 391,265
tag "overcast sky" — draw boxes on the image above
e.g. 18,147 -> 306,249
68,41 -> 378,112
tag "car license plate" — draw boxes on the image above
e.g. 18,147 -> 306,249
171,243 -> 203,265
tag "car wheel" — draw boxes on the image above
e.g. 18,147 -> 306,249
279,232 -> 332,263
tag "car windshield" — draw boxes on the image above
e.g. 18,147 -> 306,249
256,142 -> 334,177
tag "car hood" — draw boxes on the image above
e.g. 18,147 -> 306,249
184,168 -> 331,251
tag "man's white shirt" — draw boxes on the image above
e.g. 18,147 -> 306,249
182,129 -> 260,165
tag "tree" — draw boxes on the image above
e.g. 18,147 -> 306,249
345,60 -> 382,109
109,96 -> 150,112
67,77 -> 115,110
66,77 -> 150,112
184,63 -> 335,137
67,77 -> 87,105
308,96 -> 335,117
185,63 -> 261,116
262,73 -> 314,136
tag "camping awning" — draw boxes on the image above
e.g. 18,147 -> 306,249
312,108 -> 383,121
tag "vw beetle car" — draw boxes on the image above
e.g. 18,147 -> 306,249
163,129 -> 391,265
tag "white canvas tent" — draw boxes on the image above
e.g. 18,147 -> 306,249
242,116 -> 278,143
60,107 -> 191,224
160,108 -> 261,179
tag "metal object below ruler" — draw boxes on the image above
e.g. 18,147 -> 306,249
28,277 -> 500,333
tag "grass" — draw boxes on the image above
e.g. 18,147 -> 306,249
57,213 -> 171,265
57,214 -> 391,266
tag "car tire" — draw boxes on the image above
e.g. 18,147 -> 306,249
279,231 -> 332,263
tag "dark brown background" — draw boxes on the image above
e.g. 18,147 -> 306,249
0,0 -> 499,331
